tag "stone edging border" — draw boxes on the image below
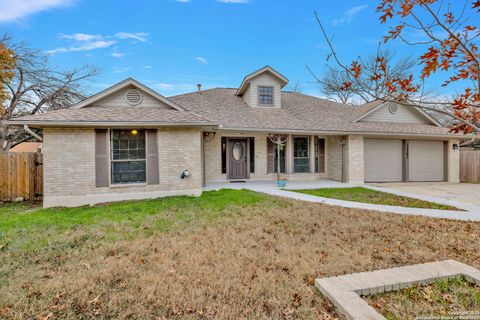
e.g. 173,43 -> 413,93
315,260 -> 480,320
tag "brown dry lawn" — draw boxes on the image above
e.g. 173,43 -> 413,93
366,275 -> 480,319
1,189 -> 479,319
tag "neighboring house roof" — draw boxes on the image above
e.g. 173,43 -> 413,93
236,66 -> 289,96
9,142 -> 42,153
170,88 -> 461,137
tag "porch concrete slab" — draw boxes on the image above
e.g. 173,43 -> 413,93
204,180 -> 480,221
315,260 -> 480,320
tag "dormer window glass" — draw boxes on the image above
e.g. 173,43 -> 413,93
258,86 -> 274,105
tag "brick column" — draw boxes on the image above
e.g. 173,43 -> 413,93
345,135 -> 364,184
447,139 -> 460,183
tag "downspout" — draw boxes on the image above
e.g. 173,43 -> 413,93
24,125 -> 43,142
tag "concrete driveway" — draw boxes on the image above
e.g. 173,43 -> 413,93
368,182 -> 480,207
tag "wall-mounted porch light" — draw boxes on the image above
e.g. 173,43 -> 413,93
453,144 -> 459,150
180,169 -> 191,179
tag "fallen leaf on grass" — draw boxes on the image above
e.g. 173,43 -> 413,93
36,312 -> 53,320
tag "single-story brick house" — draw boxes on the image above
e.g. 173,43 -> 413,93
6,66 -> 465,207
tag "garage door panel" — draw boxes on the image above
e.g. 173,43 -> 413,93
364,139 -> 403,182
408,141 -> 444,182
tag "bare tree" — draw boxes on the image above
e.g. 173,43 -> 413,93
309,0 -> 480,133
286,81 -> 303,93
317,50 -> 417,104
0,35 -> 98,152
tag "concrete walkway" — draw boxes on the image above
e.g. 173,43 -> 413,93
204,180 -> 480,221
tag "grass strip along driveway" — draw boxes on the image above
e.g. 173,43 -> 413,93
1,189 -> 479,319
289,187 -> 459,210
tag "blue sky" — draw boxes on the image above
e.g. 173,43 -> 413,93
0,0 -> 459,97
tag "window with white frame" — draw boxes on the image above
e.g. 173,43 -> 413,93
258,86 -> 274,105
293,136 -> 310,173
110,129 -> 146,184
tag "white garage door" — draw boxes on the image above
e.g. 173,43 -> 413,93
408,141 -> 444,182
364,139 -> 403,182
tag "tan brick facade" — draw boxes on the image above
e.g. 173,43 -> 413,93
43,128 -> 461,207
345,135 -> 365,184
43,128 -> 202,207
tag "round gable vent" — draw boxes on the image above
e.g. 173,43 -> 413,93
125,89 -> 143,106
388,103 -> 398,114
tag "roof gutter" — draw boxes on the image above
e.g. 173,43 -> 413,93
24,125 -> 43,142
4,120 -> 219,129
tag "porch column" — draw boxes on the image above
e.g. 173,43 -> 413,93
345,135 -> 364,184
310,135 -> 316,173
286,134 -> 293,174
447,139 -> 460,183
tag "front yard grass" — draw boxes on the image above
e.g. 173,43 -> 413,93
1,189 -> 479,319
365,275 -> 480,320
290,187 -> 459,210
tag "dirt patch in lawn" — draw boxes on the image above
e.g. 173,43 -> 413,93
365,276 -> 480,319
1,190 -> 479,319
290,187 -> 460,210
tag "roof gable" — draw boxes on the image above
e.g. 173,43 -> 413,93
73,78 -> 185,111
355,102 -> 442,127
236,66 -> 289,96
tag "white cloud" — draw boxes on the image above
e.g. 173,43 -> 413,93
111,47 -> 126,58
114,32 -> 149,42
174,0 -> 191,2
59,33 -> 102,41
194,56 -> 208,65
156,83 -> 174,89
216,0 -> 249,3
46,39 -> 116,54
155,83 -> 196,94
111,51 -> 125,58
112,67 -> 131,73
143,65 -> 153,69
47,32 -> 148,55
0,0 -> 73,23
332,4 -> 368,26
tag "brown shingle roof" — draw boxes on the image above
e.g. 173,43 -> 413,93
170,88 -> 458,136
7,87 -> 462,137
7,105 -> 213,126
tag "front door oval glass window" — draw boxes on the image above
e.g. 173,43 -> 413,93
232,142 -> 244,161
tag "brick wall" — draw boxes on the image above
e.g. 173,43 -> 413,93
345,135 -> 364,184
447,139 -> 460,183
43,128 -> 202,207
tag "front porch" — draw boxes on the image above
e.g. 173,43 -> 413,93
202,130 -> 364,185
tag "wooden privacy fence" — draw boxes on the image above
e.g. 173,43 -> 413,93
460,149 -> 480,183
0,152 -> 43,201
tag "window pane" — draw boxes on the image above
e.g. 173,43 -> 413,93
293,137 -> 310,173
221,137 -> 227,174
249,137 -> 255,173
110,129 -> 146,184
111,161 -> 146,184
259,86 -> 273,105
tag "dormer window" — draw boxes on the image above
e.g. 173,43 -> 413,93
258,86 -> 274,106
